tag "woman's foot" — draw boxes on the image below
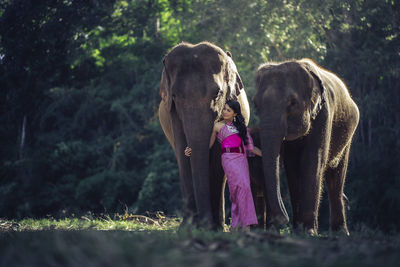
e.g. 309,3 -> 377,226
230,225 -> 251,233
241,226 -> 251,233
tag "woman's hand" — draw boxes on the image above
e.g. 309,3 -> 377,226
184,147 -> 192,157
252,146 -> 262,157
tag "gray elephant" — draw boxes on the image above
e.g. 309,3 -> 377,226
158,42 -> 250,229
254,58 -> 359,235
246,128 -> 267,229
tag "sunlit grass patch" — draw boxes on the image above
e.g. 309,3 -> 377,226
1,213 -> 181,232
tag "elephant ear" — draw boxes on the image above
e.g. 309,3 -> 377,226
160,60 -> 173,111
300,59 -> 327,120
225,53 -> 244,100
234,71 -> 244,96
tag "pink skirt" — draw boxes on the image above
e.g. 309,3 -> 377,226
222,152 -> 258,228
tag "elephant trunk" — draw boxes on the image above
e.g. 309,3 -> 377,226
260,114 -> 289,227
185,118 -> 214,227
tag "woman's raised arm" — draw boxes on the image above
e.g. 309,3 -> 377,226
209,124 -> 218,149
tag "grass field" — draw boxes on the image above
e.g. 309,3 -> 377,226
1,215 -> 399,267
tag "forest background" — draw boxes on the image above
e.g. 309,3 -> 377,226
0,0 -> 399,232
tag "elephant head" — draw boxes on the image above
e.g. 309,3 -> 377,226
159,42 -> 247,227
253,58 -> 327,226
161,43 -> 246,121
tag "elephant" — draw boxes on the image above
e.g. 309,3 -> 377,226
158,41 -> 250,229
247,128 -> 267,229
253,58 -> 359,235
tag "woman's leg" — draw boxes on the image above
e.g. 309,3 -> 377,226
222,153 -> 258,229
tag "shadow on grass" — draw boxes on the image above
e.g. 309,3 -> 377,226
1,218 -> 400,267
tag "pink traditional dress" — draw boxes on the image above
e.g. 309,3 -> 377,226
217,122 -> 258,228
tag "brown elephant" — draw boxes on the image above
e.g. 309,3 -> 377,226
158,42 -> 250,229
253,58 -> 359,235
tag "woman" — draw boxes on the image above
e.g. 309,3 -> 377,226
185,99 -> 262,231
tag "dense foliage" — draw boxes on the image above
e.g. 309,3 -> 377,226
1,0 -> 399,231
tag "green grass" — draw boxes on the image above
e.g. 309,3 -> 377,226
11,216 -> 180,232
1,217 -> 400,267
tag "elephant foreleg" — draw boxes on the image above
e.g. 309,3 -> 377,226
247,154 -> 266,230
298,164 -> 324,235
209,143 -> 226,230
283,142 -> 302,230
298,142 -> 329,235
297,113 -> 331,235
325,145 -> 350,236
251,182 -> 266,230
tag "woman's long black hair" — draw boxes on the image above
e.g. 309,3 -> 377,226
225,99 -> 248,145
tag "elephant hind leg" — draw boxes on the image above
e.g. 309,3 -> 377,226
325,145 -> 350,235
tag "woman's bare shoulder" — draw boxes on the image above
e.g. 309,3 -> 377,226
214,121 -> 225,132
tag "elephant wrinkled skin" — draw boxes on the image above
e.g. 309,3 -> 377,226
158,42 -> 250,229
254,58 -> 359,235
